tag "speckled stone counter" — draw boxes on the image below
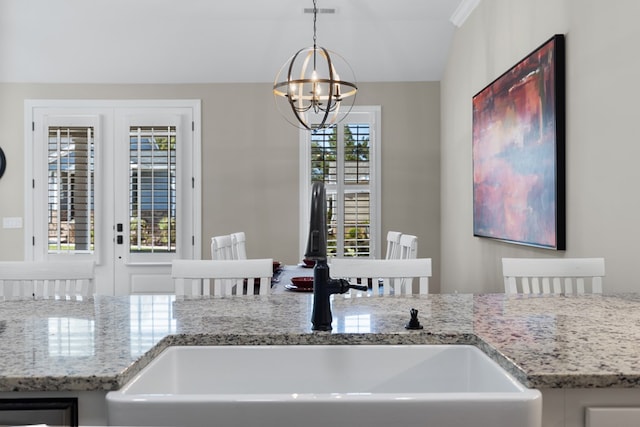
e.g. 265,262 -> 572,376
0,292 -> 639,392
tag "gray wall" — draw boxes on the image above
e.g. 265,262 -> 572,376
440,0 -> 640,293
0,81 -> 442,291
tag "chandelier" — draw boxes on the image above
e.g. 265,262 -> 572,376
273,0 -> 357,131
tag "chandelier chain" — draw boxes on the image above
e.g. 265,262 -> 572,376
312,0 -> 317,49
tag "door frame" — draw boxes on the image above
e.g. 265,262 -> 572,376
24,99 -> 202,295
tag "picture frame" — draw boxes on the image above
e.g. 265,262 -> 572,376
472,34 -> 566,250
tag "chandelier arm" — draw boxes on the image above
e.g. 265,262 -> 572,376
292,109 -> 313,131
316,47 -> 333,128
290,46 -> 313,130
286,48 -> 304,103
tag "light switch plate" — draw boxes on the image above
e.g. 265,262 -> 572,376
2,217 -> 23,229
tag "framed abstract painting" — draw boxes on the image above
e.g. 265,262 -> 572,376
472,34 -> 566,250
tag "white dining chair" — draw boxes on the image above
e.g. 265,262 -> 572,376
502,257 -> 605,294
398,234 -> 418,259
172,258 -> 273,297
384,231 -> 402,260
395,234 -> 418,289
330,258 -> 432,296
230,232 -> 247,260
210,235 -> 234,260
0,260 -> 95,301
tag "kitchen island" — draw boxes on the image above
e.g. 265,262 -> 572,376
0,292 -> 639,426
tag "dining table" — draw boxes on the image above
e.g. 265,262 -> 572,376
272,263 -> 315,294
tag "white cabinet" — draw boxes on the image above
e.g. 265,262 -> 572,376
541,389 -> 640,427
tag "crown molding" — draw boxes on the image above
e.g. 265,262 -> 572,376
450,0 -> 481,28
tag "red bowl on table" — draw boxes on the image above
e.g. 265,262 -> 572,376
290,276 -> 313,290
302,258 -> 315,268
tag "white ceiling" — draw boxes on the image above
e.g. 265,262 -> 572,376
0,0 -> 476,84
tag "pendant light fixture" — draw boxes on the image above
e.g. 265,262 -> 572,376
273,0 -> 358,131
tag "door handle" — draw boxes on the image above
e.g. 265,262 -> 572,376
116,223 -> 124,244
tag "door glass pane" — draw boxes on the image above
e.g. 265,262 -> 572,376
47,127 -> 95,253
129,126 -> 177,253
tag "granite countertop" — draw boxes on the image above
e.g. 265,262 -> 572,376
0,292 -> 639,392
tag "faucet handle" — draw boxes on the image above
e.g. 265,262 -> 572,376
325,278 -> 368,294
337,278 -> 368,293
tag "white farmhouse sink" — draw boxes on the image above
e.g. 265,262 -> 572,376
106,345 -> 541,427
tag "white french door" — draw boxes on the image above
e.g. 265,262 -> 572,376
25,100 -> 201,295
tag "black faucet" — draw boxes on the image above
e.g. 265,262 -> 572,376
305,182 -> 368,331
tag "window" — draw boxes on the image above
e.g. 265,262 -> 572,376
300,107 -> 381,258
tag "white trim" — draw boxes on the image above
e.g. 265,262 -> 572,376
24,99 -> 202,294
371,106 -> 382,259
191,101 -> 202,260
24,102 -> 35,261
299,130 -> 311,259
24,99 -> 202,109
33,113 -> 104,262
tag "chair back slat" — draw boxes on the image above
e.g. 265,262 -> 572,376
541,278 -> 551,294
330,258 -> 431,296
172,259 -> 273,297
531,278 -> 540,294
502,258 -> 605,295
0,261 -> 95,300
384,231 -> 402,260
230,232 -> 247,260
418,277 -> 429,294
592,277 -> 603,293
398,234 -> 418,259
211,235 -> 234,260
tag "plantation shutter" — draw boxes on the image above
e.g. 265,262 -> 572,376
129,126 -> 177,253
310,122 -> 372,257
47,126 -> 94,253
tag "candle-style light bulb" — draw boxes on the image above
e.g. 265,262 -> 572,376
333,72 -> 341,98
288,82 -> 297,99
311,69 -> 321,107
